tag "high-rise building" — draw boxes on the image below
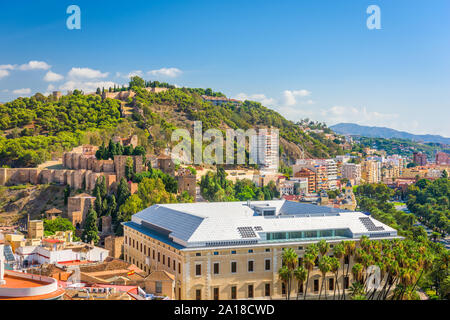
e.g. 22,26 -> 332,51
413,152 -> 427,166
435,152 -> 450,165
342,163 -> 362,185
250,130 -> 279,173
362,160 -> 381,184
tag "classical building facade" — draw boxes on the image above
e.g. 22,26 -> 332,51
123,200 -> 399,300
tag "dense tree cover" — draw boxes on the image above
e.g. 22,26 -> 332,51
406,178 -> 450,235
0,93 -> 121,132
133,168 -> 178,193
355,183 -> 419,236
0,93 -> 122,167
355,182 -> 449,299
0,131 -> 82,167
356,137 -> 449,158
43,217 -> 79,241
84,169 -> 191,237
95,138 -> 146,160
199,167 -> 279,202
130,86 -> 346,162
278,237 -> 443,300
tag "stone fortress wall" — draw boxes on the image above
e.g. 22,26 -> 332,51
0,143 -> 143,192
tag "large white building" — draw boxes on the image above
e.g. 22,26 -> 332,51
250,130 -> 279,173
123,200 -> 399,300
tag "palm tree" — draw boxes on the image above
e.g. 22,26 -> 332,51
318,239 -> 330,257
278,248 -> 298,300
278,266 -> 292,300
329,256 -> 341,299
294,265 -> 307,300
333,242 -> 345,299
352,263 -> 364,284
303,253 -> 315,300
318,256 -> 331,300
342,241 -> 356,300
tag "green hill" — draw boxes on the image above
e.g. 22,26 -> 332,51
0,79 -> 347,168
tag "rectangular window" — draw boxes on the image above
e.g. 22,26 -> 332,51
196,289 -> 201,300
213,287 -> 219,300
163,255 -> 165,265
213,263 -> 219,275
195,264 -> 201,276
248,249 -> 253,253
299,282 -> 304,294
265,283 -> 270,297
213,251 -> 219,255
314,279 -> 319,292
231,261 -> 237,273
158,252 -> 160,262
140,243 -> 142,252
196,252 -> 201,256
168,257 -> 171,268
344,255 -> 349,265
248,285 -> 254,298
282,282 -> 286,295
329,278 -> 334,291
248,260 -> 254,272
231,286 -> 237,299
153,250 -> 155,260
178,262 -> 181,274
265,248 -> 270,252
231,250 -> 236,254
155,281 -> 162,294
265,259 -> 271,271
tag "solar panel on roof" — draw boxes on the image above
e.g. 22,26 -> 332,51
254,226 -> 263,231
237,227 -> 257,238
359,217 -> 385,231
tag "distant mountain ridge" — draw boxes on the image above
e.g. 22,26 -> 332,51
330,123 -> 450,145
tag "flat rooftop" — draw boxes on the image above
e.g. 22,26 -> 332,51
129,200 -> 398,249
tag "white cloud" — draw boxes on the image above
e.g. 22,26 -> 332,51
68,67 -> 109,79
147,67 -> 182,78
19,60 -> 51,71
235,92 -> 277,106
44,70 -> 64,82
282,89 -> 311,106
0,69 -> 9,79
59,80 -> 118,93
126,70 -> 144,78
0,64 -> 16,70
12,88 -> 31,95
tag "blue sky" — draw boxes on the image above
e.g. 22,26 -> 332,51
1,0 -> 449,136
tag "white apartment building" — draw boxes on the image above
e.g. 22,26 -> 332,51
250,130 -> 279,173
342,163 -> 362,185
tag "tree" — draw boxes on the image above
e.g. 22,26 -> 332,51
125,157 -> 135,181
117,177 -> 131,207
278,248 -> 298,300
82,208 -> 99,245
294,265 -> 307,300
129,76 -> 145,88
318,256 -> 332,300
63,185 -> 71,205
